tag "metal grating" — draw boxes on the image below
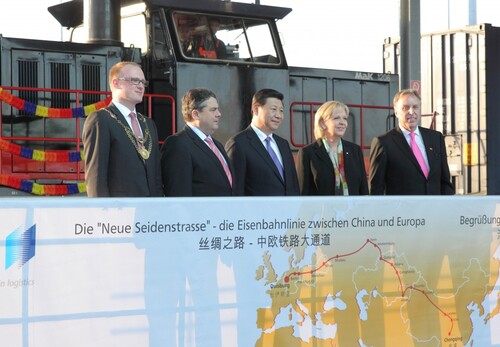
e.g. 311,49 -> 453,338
82,63 -> 102,105
18,60 -> 39,115
50,62 -> 71,108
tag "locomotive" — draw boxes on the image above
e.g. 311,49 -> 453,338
0,0 -> 398,196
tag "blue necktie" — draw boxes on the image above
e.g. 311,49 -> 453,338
265,136 -> 284,180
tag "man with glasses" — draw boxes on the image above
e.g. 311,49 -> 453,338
82,61 -> 163,197
369,88 -> 454,195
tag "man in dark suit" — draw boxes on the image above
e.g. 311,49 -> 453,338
369,89 -> 454,195
160,87 -> 233,196
157,88 -> 231,346
225,89 -> 298,346
225,88 -> 299,196
82,61 -> 163,197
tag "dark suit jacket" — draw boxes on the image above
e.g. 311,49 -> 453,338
296,139 -> 368,195
82,103 -> 163,197
225,126 -> 299,196
369,126 -> 454,195
160,125 -> 234,197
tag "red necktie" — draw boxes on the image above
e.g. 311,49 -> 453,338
410,132 -> 429,178
130,112 -> 143,138
205,137 -> 232,187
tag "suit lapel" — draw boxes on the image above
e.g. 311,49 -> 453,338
420,127 -> 436,174
136,114 -> 154,157
390,127 -> 423,173
108,103 -> 134,132
274,137 -> 289,182
107,103 -> 144,142
313,140 -> 333,170
185,125 -> 216,159
109,103 -> 149,142
246,127 -> 284,182
106,104 -> 145,163
212,137 -> 234,178
185,126 -> 231,183
215,140 -> 233,174
342,140 -> 354,177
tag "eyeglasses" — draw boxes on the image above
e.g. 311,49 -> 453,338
118,77 -> 149,87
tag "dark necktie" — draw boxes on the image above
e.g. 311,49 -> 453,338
265,136 -> 284,180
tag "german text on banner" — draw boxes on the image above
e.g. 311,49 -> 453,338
0,196 -> 499,347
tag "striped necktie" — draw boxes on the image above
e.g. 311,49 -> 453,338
205,137 -> 232,187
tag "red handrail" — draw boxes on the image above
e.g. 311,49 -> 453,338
0,86 -> 175,182
289,101 -> 393,149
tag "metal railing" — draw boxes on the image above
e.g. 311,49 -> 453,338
290,101 -> 394,150
0,86 -> 175,183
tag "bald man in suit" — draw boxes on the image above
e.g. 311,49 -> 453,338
225,88 -> 299,196
369,89 -> 454,195
82,61 -> 162,197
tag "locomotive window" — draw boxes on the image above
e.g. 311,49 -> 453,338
151,11 -> 173,63
172,12 -> 280,65
226,19 -> 278,64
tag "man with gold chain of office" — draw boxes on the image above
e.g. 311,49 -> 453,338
82,61 -> 163,197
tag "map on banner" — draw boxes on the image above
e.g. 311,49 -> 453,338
247,206 -> 500,347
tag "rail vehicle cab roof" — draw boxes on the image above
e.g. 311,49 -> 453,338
49,0 -> 292,68
49,0 -> 292,29
147,0 -> 291,19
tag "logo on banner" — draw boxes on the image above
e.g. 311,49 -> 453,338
5,225 -> 36,270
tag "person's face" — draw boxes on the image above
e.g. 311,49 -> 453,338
193,97 -> 221,135
394,93 -> 421,132
253,97 -> 284,135
321,109 -> 348,140
179,26 -> 190,43
209,20 -> 220,34
113,65 -> 146,109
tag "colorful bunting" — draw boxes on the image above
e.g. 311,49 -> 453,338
0,87 -> 112,118
0,87 -> 109,195
0,175 -> 86,195
0,139 -> 83,162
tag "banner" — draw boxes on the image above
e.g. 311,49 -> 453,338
0,196 -> 499,347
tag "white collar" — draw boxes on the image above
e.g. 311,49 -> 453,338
251,124 -> 273,143
113,100 -> 136,118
